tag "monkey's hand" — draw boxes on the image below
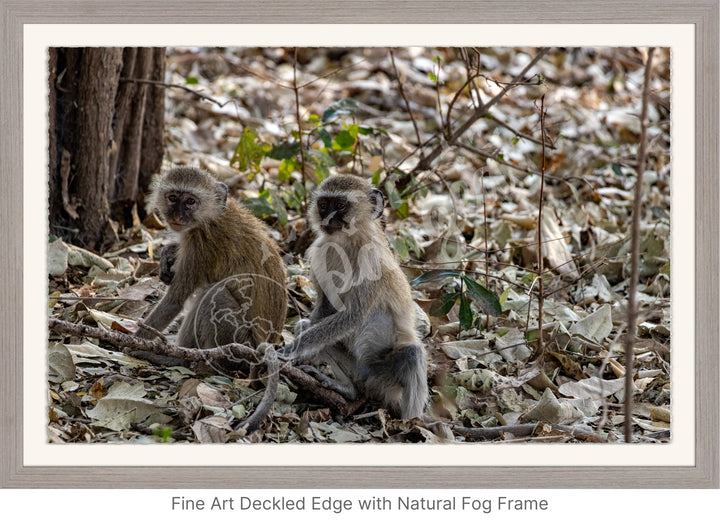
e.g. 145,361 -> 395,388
159,242 -> 179,285
296,364 -> 357,400
277,319 -> 311,361
134,324 -> 159,341
278,317 -> 312,360
276,342 -> 297,361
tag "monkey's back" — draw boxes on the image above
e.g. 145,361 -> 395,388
180,200 -> 287,346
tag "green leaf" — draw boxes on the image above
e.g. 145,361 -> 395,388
611,164 -> 625,177
409,270 -> 461,287
459,291 -> 473,331
307,149 -> 335,181
429,292 -> 459,317
243,195 -> 275,217
267,142 -> 300,160
321,98 -> 358,123
371,168 -> 382,186
270,192 -> 288,226
317,127 -> 332,148
244,189 -> 288,225
152,426 -> 173,443
278,158 -> 299,181
462,276 -> 502,316
498,287 -> 511,310
282,181 -> 306,213
334,129 -> 356,150
231,128 -> 268,174
392,236 -> 409,261
384,180 -> 403,210
185,77 -> 199,85
427,71 -> 438,82
396,200 -> 409,219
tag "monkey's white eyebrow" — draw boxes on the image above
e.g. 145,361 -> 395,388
316,190 -> 366,200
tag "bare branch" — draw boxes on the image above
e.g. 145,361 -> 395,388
48,317 -> 351,414
624,47 -> 656,443
414,47 -> 550,173
537,94 -> 547,360
389,50 -> 424,153
292,48 -> 308,210
119,77 -> 228,107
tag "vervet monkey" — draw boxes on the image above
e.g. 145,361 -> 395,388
136,166 -> 287,349
281,175 -> 428,419
135,167 -> 287,433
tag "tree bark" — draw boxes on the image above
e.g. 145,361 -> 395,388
48,47 -> 166,251
49,47 -> 123,251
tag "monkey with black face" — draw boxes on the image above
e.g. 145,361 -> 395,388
281,174 -> 428,419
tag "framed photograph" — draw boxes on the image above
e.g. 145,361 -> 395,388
1,0 -> 717,491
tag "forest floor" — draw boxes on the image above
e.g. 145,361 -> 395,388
48,46 -> 671,444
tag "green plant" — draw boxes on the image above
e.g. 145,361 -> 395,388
410,270 -> 502,331
230,98 -> 392,222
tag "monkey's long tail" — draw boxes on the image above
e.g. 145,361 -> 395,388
234,343 -> 279,435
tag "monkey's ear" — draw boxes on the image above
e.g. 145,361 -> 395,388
215,182 -> 229,208
370,188 -> 385,219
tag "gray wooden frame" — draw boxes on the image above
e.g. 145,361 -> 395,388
1,0 -> 717,489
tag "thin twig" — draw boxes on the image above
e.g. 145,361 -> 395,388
414,47 -> 550,173
624,47 -> 655,443
292,48 -> 308,209
389,50 -> 424,152
119,77 -> 228,107
445,74 -> 481,136
486,112 -> 557,150
537,94 -> 547,361
457,142 -> 541,176
480,168 -> 490,329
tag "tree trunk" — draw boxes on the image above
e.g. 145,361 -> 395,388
48,47 -> 166,252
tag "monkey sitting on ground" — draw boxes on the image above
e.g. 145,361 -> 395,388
280,174 -> 428,419
134,166 -> 287,432
136,166 -> 287,349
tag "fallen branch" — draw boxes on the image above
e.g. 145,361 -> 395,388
449,422 -> 608,442
48,317 -> 351,415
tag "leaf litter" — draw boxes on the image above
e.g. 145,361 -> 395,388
48,46 -> 671,444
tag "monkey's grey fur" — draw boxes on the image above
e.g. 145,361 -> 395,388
281,174 -> 428,419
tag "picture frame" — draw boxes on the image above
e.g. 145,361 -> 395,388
1,0 -> 717,489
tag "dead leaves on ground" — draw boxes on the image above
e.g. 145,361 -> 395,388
48,47 -> 671,444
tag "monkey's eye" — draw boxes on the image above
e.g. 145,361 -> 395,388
318,201 -> 328,211
335,201 -> 346,211
167,194 -> 178,203
186,198 -> 196,206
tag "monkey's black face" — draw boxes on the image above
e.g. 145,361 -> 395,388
316,196 -> 351,234
164,191 -> 200,232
